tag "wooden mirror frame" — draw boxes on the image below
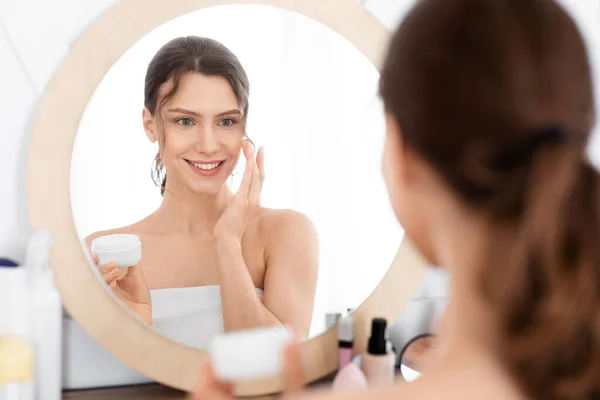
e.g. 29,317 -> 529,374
27,0 -> 427,396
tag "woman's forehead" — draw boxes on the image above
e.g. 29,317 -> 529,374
160,72 -> 239,114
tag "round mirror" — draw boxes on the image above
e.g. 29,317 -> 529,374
69,4 -> 401,347
28,0 -> 429,394
399,334 -> 437,382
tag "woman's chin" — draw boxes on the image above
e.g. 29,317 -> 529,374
188,180 -> 228,196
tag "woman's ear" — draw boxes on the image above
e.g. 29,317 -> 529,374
143,107 -> 157,143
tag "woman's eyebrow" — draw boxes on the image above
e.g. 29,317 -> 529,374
167,107 -> 200,116
215,109 -> 242,117
166,108 -> 241,118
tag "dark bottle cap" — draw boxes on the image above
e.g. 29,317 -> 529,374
368,318 -> 388,355
0,258 -> 19,267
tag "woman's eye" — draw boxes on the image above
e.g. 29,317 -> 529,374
176,118 -> 194,126
218,118 -> 236,128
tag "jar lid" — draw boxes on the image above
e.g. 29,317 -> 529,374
91,234 -> 141,252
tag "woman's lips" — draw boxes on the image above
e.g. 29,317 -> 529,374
186,159 -> 225,177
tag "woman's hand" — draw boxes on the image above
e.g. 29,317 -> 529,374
190,343 -> 304,399
214,141 -> 265,243
93,254 -> 153,325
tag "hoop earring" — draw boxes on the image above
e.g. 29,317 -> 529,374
151,154 -> 167,194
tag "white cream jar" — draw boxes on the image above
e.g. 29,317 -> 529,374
90,234 -> 142,280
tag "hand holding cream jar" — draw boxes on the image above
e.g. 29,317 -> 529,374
91,234 -> 142,280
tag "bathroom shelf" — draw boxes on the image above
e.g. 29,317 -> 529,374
62,384 -> 185,399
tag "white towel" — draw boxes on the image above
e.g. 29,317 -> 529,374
150,285 -> 264,350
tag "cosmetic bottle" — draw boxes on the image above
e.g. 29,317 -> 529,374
332,317 -> 367,390
362,318 -> 395,387
325,313 -> 342,330
26,230 -> 62,400
0,266 -> 34,400
336,317 -> 354,369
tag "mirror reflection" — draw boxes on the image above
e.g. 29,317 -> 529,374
70,5 -> 402,349
399,334 -> 437,382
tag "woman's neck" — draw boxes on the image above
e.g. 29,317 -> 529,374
151,181 -> 234,235
428,211 -> 524,399
431,204 -> 502,360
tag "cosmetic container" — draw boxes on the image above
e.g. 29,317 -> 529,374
337,317 -> 354,369
362,318 -> 395,387
91,234 -> 142,279
0,267 -> 34,400
27,230 -> 62,400
209,325 -> 293,382
332,317 -> 368,390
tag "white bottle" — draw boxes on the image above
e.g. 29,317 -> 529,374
26,230 -> 62,400
0,267 -> 35,400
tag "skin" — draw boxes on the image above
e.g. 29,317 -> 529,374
401,336 -> 436,372
86,72 -> 319,339
192,112 -> 527,399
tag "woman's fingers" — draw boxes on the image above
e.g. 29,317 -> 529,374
192,364 -> 234,399
236,141 -> 255,200
92,254 -> 99,265
99,262 -> 119,286
98,261 -> 117,275
195,364 -> 216,393
125,264 -> 142,278
257,146 -> 265,192
283,343 -> 304,393
249,147 -> 261,204
102,268 -> 119,286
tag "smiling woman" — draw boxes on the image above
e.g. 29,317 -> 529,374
84,36 -> 319,347
70,4 -> 401,348
142,37 -> 252,195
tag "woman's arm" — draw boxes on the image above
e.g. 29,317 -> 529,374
216,210 -> 319,339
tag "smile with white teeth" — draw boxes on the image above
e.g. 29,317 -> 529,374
189,161 -> 222,170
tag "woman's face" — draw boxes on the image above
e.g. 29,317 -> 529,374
382,112 -> 410,228
382,112 -> 437,264
144,72 -> 245,195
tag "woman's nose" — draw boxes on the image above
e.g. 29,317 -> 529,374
195,126 -> 219,154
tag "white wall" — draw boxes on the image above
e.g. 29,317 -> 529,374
0,0 -> 120,262
2,0 -> 600,300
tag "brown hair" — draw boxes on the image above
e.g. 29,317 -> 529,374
144,36 -> 251,194
380,0 -> 600,398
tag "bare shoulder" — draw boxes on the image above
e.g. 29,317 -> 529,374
290,372 -> 519,400
251,208 -> 318,273
255,208 -> 318,241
